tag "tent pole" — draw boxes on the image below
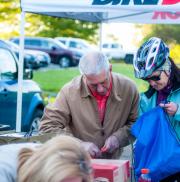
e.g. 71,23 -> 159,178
99,22 -> 103,51
16,11 -> 25,132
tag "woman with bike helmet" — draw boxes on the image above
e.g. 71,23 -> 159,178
133,37 -> 180,182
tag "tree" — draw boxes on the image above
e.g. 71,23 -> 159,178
0,0 -> 99,42
37,15 -> 99,43
139,24 -> 180,44
0,0 -> 20,39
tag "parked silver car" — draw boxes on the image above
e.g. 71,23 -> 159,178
55,37 -> 91,61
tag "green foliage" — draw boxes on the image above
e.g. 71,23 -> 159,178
0,0 -> 20,39
139,24 -> 180,44
33,63 -> 148,94
37,15 -> 99,43
0,1 -> 99,42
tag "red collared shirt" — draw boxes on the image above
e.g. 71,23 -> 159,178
89,75 -> 112,123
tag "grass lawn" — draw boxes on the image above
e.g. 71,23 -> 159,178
33,67 -> 80,93
33,63 -> 148,102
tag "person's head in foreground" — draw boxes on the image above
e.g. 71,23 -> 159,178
79,51 -> 112,96
133,37 -> 180,91
18,135 -> 93,182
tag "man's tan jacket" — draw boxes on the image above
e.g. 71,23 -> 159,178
40,73 -> 139,159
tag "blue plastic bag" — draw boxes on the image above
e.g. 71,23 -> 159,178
131,106 -> 180,181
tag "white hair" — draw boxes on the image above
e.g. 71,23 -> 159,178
79,51 -> 110,75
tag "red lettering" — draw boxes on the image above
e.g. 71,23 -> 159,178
152,12 -> 166,19
166,12 -> 179,19
162,0 -> 180,5
152,12 -> 180,19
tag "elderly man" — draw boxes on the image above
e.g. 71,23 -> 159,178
39,51 -> 139,159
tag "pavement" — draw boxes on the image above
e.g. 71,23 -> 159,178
120,144 -> 132,161
120,145 -> 135,182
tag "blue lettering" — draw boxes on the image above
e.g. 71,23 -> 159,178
92,0 -> 159,5
112,0 -> 121,5
142,0 -> 159,5
92,0 -> 112,5
121,0 -> 142,5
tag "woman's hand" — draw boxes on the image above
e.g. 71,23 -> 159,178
159,102 -> 179,116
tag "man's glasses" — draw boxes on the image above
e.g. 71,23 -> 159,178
143,72 -> 162,81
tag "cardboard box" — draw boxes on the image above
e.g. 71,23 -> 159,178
92,159 -> 130,182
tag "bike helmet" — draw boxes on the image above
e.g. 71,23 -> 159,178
133,37 -> 169,79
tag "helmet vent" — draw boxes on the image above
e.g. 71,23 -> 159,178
152,47 -> 156,53
144,49 -> 148,57
148,57 -> 154,68
137,62 -> 145,70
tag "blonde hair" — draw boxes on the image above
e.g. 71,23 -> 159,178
17,135 -> 92,182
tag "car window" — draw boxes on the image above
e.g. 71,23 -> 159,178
41,40 -> 59,50
40,40 -> 50,49
80,41 -> 90,49
4,40 -> 19,52
12,38 -> 20,45
0,48 -> 17,80
59,40 -> 66,45
111,43 -> 123,49
69,41 -> 78,48
102,44 -> 108,48
111,44 -> 119,49
53,39 -> 67,49
25,39 -> 41,47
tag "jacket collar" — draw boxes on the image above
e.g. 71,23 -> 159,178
80,73 -> 122,101
80,75 -> 91,98
110,73 -> 122,102
172,80 -> 180,91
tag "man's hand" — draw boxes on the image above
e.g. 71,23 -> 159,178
101,135 -> 119,153
82,142 -> 101,158
159,102 -> 178,116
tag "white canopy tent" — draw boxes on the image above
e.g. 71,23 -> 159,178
21,0 -> 180,23
17,0 -> 180,132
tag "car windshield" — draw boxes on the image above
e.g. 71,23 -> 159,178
112,44 -> 119,48
4,40 -> 19,51
0,48 -> 17,80
74,40 -> 92,49
79,42 -> 88,49
52,39 -> 68,49
57,38 -> 92,50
